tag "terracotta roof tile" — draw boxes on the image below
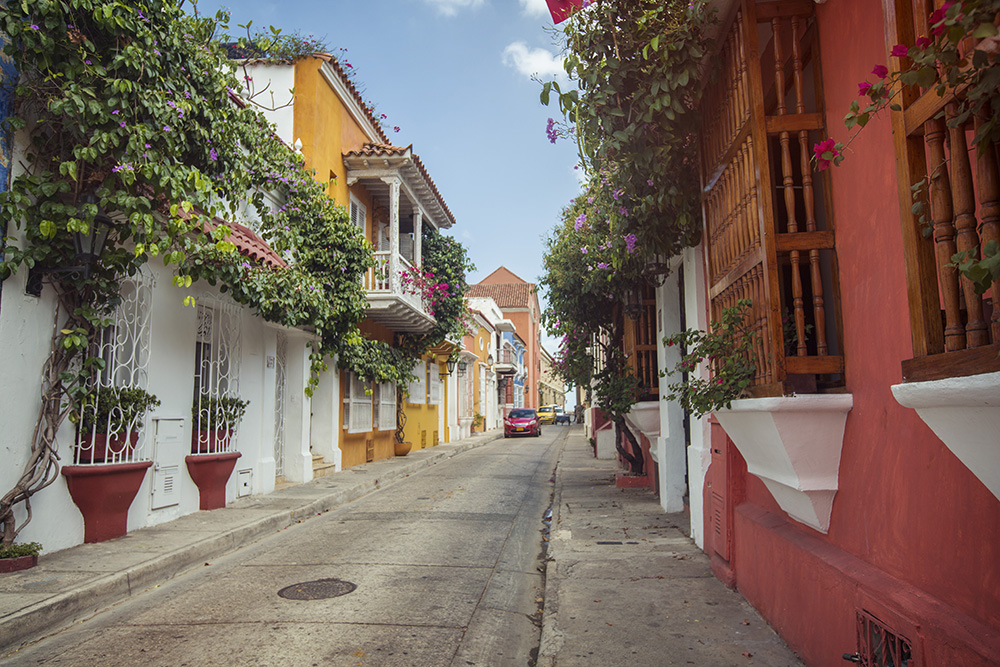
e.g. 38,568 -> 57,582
467,282 -> 533,309
205,217 -> 287,269
344,143 -> 457,228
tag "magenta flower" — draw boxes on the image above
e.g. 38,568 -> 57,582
858,81 -> 872,96
546,118 -> 558,144
209,148 -> 218,161
163,125 -> 172,131
872,64 -> 889,79
575,213 -> 587,230
813,138 -> 841,171
29,24 -> 38,30
915,36 -> 932,49
581,245 -> 588,254
890,44 -> 908,58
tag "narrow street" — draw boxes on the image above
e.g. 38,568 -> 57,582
3,430 -> 565,666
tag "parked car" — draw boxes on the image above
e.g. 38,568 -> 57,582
554,406 -> 570,425
504,408 -> 541,438
537,405 -> 557,425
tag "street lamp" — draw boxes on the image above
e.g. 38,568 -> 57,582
26,193 -> 111,296
446,356 -> 457,374
458,360 -> 467,372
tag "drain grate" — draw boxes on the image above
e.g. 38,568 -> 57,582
278,578 -> 357,600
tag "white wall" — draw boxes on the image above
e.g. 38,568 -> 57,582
242,62 -> 297,146
684,244 -> 711,549
0,258 -> 319,553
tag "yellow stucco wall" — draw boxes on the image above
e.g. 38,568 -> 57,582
469,324 -> 492,431
401,353 -> 441,449
293,57 -> 375,244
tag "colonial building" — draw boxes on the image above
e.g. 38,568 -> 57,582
467,267 -> 543,408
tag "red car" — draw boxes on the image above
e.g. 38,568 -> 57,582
504,408 -> 541,438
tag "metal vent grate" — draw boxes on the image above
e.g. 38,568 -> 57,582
855,610 -> 913,667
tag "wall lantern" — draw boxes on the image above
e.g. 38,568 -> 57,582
446,357 -> 457,374
26,193 -> 111,297
458,360 -> 468,372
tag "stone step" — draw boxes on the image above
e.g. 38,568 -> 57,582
312,462 -> 337,479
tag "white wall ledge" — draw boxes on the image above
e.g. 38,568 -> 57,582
892,371 -> 1000,502
714,394 -> 853,533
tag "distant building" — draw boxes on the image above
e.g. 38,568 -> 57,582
467,267 -> 542,408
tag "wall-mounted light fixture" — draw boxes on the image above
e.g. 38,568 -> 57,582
26,193 -> 111,296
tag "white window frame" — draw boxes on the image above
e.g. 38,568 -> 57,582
408,360 -> 426,405
343,372 -> 373,433
378,382 -> 396,431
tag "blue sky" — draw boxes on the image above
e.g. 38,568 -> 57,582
195,0 -> 582,356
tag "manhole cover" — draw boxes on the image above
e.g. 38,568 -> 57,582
278,578 -> 357,600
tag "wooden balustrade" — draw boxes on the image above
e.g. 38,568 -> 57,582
884,0 -> 1000,381
701,0 -> 844,397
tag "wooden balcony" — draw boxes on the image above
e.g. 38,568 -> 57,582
884,0 -> 1000,382
363,251 -> 435,333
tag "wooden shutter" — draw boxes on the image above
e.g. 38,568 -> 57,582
409,361 -> 425,404
429,363 -> 441,405
348,373 -> 373,433
701,0 -> 844,396
378,382 -> 396,431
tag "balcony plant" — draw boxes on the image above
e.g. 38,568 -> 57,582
76,387 -> 161,463
191,394 -> 250,453
0,541 -> 42,574
661,299 -> 759,418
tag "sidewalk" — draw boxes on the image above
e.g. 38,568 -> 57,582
539,428 -> 803,666
0,430 -> 503,656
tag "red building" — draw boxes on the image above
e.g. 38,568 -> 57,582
676,1 -> 1000,665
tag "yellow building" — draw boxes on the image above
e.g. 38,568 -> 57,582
247,55 -> 457,470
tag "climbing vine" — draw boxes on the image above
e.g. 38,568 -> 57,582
542,0 -> 715,257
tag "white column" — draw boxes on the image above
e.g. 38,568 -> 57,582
656,269 -> 687,514
683,243 -> 711,548
382,176 -> 401,288
413,210 -> 423,267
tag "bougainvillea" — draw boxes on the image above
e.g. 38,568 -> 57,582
541,0 -> 715,257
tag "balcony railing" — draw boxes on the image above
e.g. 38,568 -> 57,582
363,250 -> 434,332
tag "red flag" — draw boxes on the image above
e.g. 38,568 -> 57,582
546,0 -> 586,24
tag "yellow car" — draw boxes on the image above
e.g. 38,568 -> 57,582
537,405 -> 557,425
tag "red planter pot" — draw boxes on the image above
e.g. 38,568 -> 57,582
62,461 -> 153,543
76,432 -> 140,463
191,429 -> 233,454
0,554 -> 38,573
186,452 -> 242,510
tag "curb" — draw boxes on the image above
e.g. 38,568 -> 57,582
1,430 -> 503,656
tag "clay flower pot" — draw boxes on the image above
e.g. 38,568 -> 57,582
77,432 -> 140,463
191,429 -> 233,454
0,554 -> 38,574
394,441 -> 412,457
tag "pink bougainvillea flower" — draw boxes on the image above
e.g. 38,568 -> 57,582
813,138 -> 841,171
858,81 -> 873,96
890,44 -> 909,58
915,36 -> 932,49
871,64 -> 889,79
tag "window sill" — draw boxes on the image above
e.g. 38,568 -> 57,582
714,394 -> 853,534
891,370 -> 1000,502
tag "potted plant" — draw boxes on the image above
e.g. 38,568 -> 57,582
0,541 -> 42,573
76,386 -> 161,463
191,394 -> 249,453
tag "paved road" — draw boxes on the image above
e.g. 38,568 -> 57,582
4,427 -> 566,667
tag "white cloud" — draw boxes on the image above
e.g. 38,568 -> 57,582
423,0 -> 486,16
502,41 -> 567,83
519,0 -> 550,17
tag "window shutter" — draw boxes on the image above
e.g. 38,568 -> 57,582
408,361 -> 425,404
379,382 -> 396,431
348,373 -> 373,433
429,363 -> 441,405
350,197 -> 367,234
